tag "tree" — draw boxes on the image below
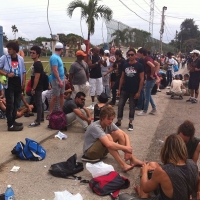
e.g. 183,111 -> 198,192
67,0 -> 113,41
3,35 -> 8,43
111,29 -> 127,46
34,37 -> 51,45
11,25 -> 18,39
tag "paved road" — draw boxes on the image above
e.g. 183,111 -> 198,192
0,67 -> 199,199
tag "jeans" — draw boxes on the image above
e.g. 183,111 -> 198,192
5,88 -> 21,127
143,80 -> 156,112
34,90 -> 44,123
111,78 -> 120,103
136,87 -> 145,110
167,70 -> 172,86
103,85 -> 111,98
117,90 -> 137,120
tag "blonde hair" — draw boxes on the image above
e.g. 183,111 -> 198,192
160,134 -> 188,165
99,106 -> 115,120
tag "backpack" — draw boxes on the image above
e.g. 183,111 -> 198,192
11,138 -> 46,161
89,171 -> 130,198
48,110 -> 67,130
43,72 -> 49,91
49,154 -> 84,179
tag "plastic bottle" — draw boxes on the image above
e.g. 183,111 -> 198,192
5,185 -> 14,200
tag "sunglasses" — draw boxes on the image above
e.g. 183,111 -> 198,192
128,54 -> 135,57
30,52 -> 36,54
80,98 -> 85,101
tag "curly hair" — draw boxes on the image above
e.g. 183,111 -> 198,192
177,120 -> 195,138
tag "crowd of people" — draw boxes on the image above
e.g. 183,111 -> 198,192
1,41 -> 200,199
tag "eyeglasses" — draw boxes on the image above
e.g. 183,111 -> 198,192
30,52 -> 36,54
128,54 -> 135,57
80,98 -> 85,101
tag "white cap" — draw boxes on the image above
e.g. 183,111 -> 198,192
7,185 -> 11,188
104,50 -> 110,54
190,49 -> 200,54
55,42 -> 63,49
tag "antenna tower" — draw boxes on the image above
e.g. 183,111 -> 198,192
149,0 -> 155,37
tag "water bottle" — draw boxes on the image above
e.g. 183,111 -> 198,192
5,185 -> 14,200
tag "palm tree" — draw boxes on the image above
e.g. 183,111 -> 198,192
11,25 -> 18,39
111,29 -> 127,46
67,0 -> 113,41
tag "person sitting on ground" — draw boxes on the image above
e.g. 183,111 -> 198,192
62,91 -> 91,131
169,74 -> 186,99
182,73 -> 190,96
82,106 -> 144,172
134,134 -> 198,199
94,92 -> 110,122
156,73 -> 167,91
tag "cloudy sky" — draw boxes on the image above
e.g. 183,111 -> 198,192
1,0 -> 200,45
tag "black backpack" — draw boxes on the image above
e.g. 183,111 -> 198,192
49,154 -> 83,179
43,72 -> 49,91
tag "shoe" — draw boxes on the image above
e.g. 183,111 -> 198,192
191,99 -> 197,103
14,121 -> 23,126
8,125 -> 23,131
179,95 -> 183,100
28,122 -> 40,128
170,95 -> 174,99
166,86 -> 170,89
149,109 -> 157,115
41,119 -> 44,122
81,155 -> 100,162
186,97 -> 192,102
157,89 -> 161,92
128,123 -> 133,131
135,107 -> 141,110
86,105 -> 94,110
108,101 -> 115,106
115,121 -> 121,127
137,111 -> 147,116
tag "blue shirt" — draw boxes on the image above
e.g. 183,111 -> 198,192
50,54 -> 64,81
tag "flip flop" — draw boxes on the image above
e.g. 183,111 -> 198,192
123,165 -> 134,173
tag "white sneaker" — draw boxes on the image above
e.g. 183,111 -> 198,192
137,111 -> 147,116
87,105 -> 94,110
149,109 -> 157,115
166,86 -> 170,89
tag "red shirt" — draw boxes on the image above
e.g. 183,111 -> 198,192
144,56 -> 156,81
26,80 -> 31,93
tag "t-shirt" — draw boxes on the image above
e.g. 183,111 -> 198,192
8,56 -> 21,91
171,80 -> 183,93
50,54 -> 64,81
165,57 -> 177,71
113,58 -> 125,79
90,56 -> 102,79
189,58 -> 200,77
144,56 -> 156,81
186,137 -> 200,159
83,121 -> 119,153
62,99 -> 84,114
122,61 -> 144,93
69,61 -> 89,85
30,61 -> 44,91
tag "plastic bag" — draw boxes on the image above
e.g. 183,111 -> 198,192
54,190 -> 83,200
86,161 -> 114,178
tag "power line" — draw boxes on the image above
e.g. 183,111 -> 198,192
119,0 -> 160,25
131,0 -> 149,14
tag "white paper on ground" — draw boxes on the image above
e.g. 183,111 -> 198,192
10,166 -> 20,172
54,190 -> 83,200
55,131 -> 68,140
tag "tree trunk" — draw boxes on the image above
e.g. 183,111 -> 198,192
87,29 -> 90,41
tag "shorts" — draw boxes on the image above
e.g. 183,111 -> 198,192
188,76 -> 200,90
111,73 -> 116,82
85,139 -> 108,159
51,80 -> 65,96
89,78 -> 103,96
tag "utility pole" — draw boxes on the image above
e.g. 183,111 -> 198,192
149,0 -> 155,37
159,6 -> 167,54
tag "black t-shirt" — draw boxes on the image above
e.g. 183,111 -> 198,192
8,56 -> 21,91
31,61 -> 44,90
63,99 -> 84,114
122,61 -> 144,93
189,58 -> 200,79
113,58 -> 125,79
89,56 -> 102,78
186,137 -> 200,159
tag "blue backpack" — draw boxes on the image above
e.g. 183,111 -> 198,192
11,138 -> 46,161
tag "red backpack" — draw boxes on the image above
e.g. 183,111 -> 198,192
89,171 -> 130,198
48,111 -> 67,130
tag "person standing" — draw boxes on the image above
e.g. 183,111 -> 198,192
0,42 -> 26,131
28,46 -> 44,127
87,47 -> 106,109
48,42 -> 65,116
186,50 -> 200,103
115,49 -> 144,131
69,50 -> 89,98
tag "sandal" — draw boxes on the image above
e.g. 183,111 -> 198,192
28,122 -> 40,128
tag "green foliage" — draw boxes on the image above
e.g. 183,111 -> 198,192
34,37 -> 51,45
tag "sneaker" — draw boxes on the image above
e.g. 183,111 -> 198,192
191,99 -> 198,103
128,123 -> 133,131
166,86 -> 170,89
14,121 -> 23,126
28,122 -> 40,128
108,101 -> 115,106
81,155 -> 100,162
157,89 -> 161,92
8,125 -> 23,131
186,97 -> 192,102
170,95 -> 174,99
137,111 -> 147,116
115,121 -> 121,127
179,95 -> 183,100
86,105 -> 94,110
149,109 -> 157,115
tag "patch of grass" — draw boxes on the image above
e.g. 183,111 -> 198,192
24,56 -> 75,80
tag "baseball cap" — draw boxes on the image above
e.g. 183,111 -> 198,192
55,42 -> 63,49
190,49 -> 200,54
98,93 -> 108,103
76,50 -> 87,57
104,50 -> 110,54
